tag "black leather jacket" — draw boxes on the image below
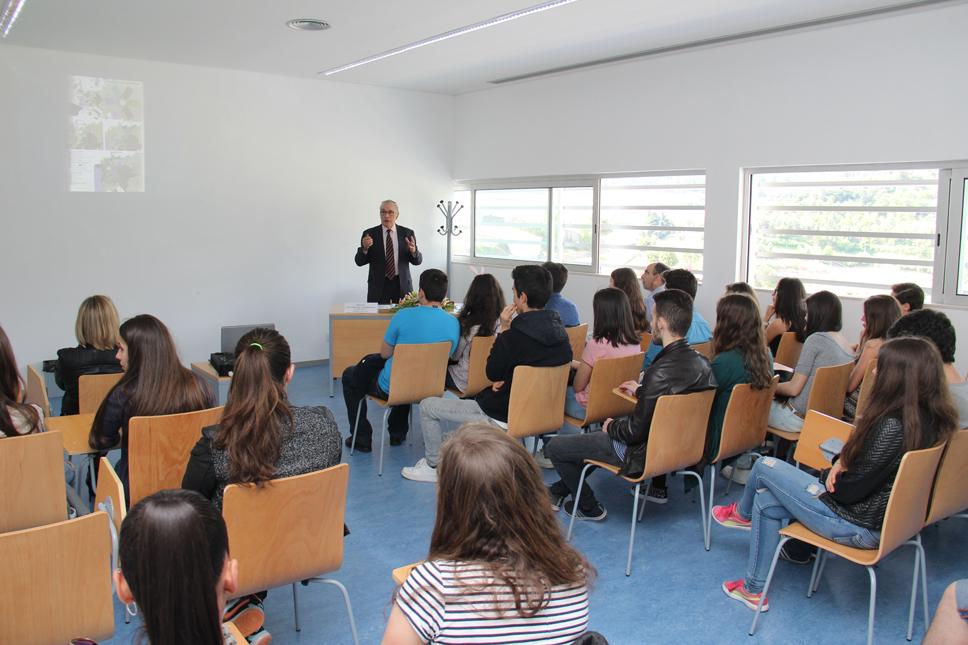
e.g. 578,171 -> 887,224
607,339 -> 716,478
54,345 -> 122,416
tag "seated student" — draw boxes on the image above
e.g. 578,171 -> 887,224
565,287 -> 642,420
183,328 -> 341,643
767,291 -> 853,433
642,268 -> 712,369
843,295 -> 901,420
546,289 -> 716,517
610,267 -> 650,334
640,261 -> 670,325
402,265 -> 571,483
705,293 -> 774,462
116,489 -> 242,645
924,579 -> 968,645
887,308 -> 968,427
542,261 -> 580,327
724,281 -> 757,298
447,274 -> 504,393
763,277 -> 806,357
384,423 -> 592,645
55,295 -> 123,416
341,269 -> 459,452
892,281 -> 925,315
89,314 -> 215,494
713,337 -> 958,611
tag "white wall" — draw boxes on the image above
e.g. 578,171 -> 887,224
0,45 -> 454,367
450,3 -> 968,365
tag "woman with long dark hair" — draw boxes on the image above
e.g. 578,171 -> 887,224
713,337 -> 958,611
89,314 -> 214,490
448,274 -> 504,393
610,267 -> 649,334
764,277 -> 807,355
383,423 -> 592,644
706,294 -> 774,459
115,489 -> 240,645
564,287 -> 642,420
55,294 -> 123,416
843,294 -> 902,420
0,324 -> 44,437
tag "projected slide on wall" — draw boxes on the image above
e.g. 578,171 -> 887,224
70,76 -> 144,192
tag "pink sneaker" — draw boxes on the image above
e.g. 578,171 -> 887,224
712,502 -> 751,530
722,579 -> 769,612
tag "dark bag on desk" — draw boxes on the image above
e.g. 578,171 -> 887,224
210,352 -> 235,377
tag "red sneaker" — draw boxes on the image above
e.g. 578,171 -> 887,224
712,502 -> 751,530
722,579 -> 769,612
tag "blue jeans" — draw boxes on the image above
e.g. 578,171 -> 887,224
564,386 -> 587,419
768,400 -> 804,433
738,457 -> 880,593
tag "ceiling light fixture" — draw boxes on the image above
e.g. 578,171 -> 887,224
0,0 -> 28,38
287,19 -> 331,32
320,0 -> 578,76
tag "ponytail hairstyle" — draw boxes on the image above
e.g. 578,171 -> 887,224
119,489 -> 228,645
0,325 -> 41,437
840,337 -> 958,468
610,268 -> 649,333
712,294 -> 774,390
214,328 -> 293,485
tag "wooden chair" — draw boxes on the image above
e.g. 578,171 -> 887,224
0,512 -> 114,645
566,389 -> 715,576
25,364 -> 51,418
94,457 -> 126,537
128,406 -> 224,506
505,364 -> 570,443
222,463 -> 359,644
224,621 -> 247,642
749,443 -> 946,645
774,331 -> 803,369
351,342 -> 451,476
446,334 -> 496,398
793,411 -> 854,472
638,332 -> 653,353
564,353 -> 644,428
704,377 -> 778,550
925,428 -> 968,526
567,323 -> 589,360
690,341 -> 714,360
0,430 -> 67,533
78,372 -> 123,414
392,562 -> 421,585
767,362 -> 853,444
852,360 -> 877,422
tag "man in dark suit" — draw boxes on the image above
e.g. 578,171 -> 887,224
355,199 -> 423,304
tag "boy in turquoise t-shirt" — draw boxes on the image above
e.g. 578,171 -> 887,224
342,269 -> 459,452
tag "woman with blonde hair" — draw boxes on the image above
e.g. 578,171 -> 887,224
383,423 -> 593,644
55,295 -> 123,415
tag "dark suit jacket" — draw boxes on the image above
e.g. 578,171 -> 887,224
354,224 -> 423,303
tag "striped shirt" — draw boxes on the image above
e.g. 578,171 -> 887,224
396,560 -> 589,644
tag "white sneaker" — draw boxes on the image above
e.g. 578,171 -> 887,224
534,448 -> 554,470
402,458 -> 438,483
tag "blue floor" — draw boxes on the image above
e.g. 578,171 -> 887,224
98,364 -> 966,645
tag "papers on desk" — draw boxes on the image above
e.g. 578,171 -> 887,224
344,303 -> 380,313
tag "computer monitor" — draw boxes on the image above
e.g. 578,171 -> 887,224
220,323 -> 275,354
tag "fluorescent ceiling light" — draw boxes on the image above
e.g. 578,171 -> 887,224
0,0 -> 27,37
321,0 -> 578,76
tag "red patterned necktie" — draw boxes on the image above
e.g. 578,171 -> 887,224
385,229 -> 396,280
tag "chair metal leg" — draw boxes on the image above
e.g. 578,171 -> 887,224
565,463 -> 594,540
379,408 -> 389,476
627,482 -> 642,576
907,543 -> 919,642
807,550 -> 824,597
308,578 -> 361,645
749,536 -> 790,635
866,566 -> 877,645
676,469 -> 707,548
292,582 -> 301,631
904,536 -> 929,641
705,464 -> 715,551
637,478 -> 651,522
351,398 -> 365,455
919,542 -> 929,638
812,548 -> 828,594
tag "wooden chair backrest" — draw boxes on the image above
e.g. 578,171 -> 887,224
25,364 -> 51,418
506,364 -> 570,439
575,353 -> 644,425
462,335 -> 497,397
93,457 -> 126,535
0,431 -> 67,533
690,341 -> 714,360
223,463 -> 349,597
853,360 -> 877,421
640,389 -> 716,481
926,428 -> 968,525
804,362 -> 853,419
385,342 -> 451,406
639,332 -> 653,353
78,373 -> 124,414
712,377 -> 779,464
0,512 -> 114,645
128,406 -> 224,506
875,443 -> 945,559
794,410 -> 855,472
774,332 -> 803,369
567,324 -> 589,360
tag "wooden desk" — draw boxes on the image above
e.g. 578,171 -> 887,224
191,361 -> 232,405
392,562 -> 421,586
328,306 -> 395,397
612,387 -> 638,405
46,413 -> 97,456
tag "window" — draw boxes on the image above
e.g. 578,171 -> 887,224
746,167 -> 940,299
942,168 -> 968,301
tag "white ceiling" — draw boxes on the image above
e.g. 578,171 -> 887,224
0,0 -> 946,94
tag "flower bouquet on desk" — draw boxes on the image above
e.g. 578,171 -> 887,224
390,291 -> 456,313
